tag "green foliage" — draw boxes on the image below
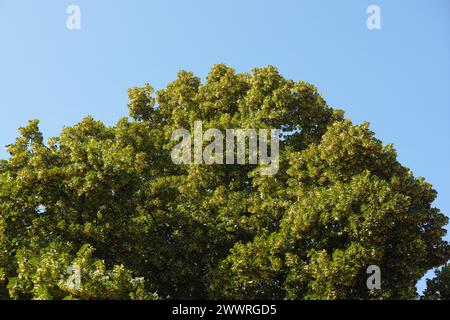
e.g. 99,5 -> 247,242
422,264 -> 450,300
0,64 -> 448,300
6,242 -> 156,300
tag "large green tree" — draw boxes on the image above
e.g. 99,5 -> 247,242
0,65 -> 448,299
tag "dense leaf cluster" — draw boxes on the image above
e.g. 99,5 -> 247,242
0,65 -> 448,299
423,264 -> 450,300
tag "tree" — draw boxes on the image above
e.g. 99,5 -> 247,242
422,264 -> 450,300
0,64 -> 448,300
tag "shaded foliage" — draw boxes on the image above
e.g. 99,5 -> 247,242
422,264 -> 450,300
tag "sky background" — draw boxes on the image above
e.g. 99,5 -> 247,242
0,0 -> 449,294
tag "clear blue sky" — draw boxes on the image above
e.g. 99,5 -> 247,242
1,0 -> 449,294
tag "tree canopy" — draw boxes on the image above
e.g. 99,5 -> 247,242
423,264 -> 450,300
0,64 -> 448,300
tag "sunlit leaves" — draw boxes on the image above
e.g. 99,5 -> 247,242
0,64 -> 448,300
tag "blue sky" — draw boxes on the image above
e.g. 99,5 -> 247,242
0,0 -> 449,294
